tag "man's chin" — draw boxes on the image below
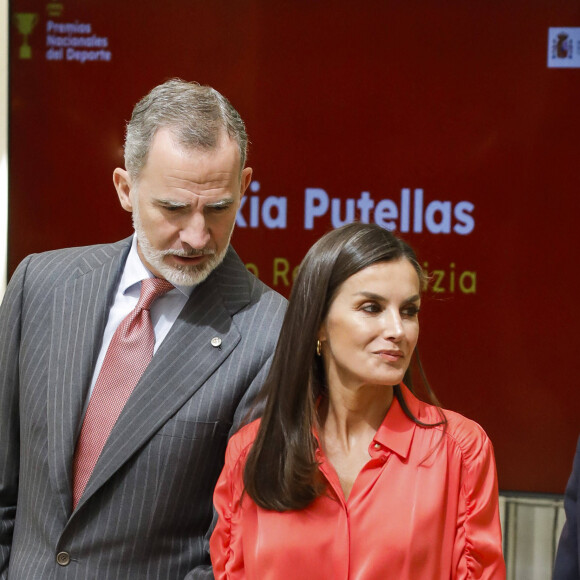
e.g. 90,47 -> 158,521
160,266 -> 210,287
157,256 -> 222,287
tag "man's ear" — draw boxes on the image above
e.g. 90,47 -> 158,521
113,168 -> 134,212
240,167 -> 253,199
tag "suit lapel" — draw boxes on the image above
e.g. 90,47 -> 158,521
74,248 -> 251,512
47,239 -> 130,517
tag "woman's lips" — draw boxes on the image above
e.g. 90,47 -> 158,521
375,350 -> 404,362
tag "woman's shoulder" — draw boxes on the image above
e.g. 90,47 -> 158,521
412,395 -> 492,462
434,406 -> 493,465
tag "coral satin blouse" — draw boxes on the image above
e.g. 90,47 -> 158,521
210,386 -> 506,579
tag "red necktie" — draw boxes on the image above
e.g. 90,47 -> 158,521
72,277 -> 174,509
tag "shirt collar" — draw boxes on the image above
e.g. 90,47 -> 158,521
373,384 -> 422,460
120,235 -> 194,298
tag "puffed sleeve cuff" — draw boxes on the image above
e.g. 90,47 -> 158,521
453,422 -> 506,579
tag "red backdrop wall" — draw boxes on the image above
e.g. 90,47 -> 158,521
9,0 -> 580,493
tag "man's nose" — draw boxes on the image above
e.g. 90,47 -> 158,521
180,213 -> 211,250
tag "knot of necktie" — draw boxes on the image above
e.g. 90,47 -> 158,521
137,278 -> 174,311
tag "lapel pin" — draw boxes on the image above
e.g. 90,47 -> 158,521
211,337 -> 222,348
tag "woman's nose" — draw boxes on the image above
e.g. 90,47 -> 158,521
382,310 -> 404,341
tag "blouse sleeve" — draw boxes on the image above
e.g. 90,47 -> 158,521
453,426 -> 506,579
210,432 -> 249,580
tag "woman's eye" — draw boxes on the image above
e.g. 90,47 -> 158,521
361,303 -> 381,313
402,305 -> 420,317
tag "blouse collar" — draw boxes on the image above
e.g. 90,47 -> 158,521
372,384 -> 423,460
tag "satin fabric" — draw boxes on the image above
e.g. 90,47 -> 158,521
211,386 -> 506,579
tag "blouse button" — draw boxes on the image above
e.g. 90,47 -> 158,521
373,443 -> 381,449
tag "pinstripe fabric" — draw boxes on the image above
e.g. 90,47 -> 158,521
0,237 -> 287,579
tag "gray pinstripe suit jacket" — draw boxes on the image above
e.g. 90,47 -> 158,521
0,237 -> 287,579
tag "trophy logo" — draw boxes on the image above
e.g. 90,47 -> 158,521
14,13 -> 39,60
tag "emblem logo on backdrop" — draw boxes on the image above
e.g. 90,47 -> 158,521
548,28 -> 580,68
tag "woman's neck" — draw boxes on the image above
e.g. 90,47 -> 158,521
318,385 -> 394,500
320,384 -> 394,449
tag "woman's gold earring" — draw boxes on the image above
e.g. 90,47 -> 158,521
316,340 -> 322,357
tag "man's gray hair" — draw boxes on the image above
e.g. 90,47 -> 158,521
124,79 -> 248,180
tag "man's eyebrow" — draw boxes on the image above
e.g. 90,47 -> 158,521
205,198 -> 235,209
153,197 -> 235,209
155,199 -> 189,208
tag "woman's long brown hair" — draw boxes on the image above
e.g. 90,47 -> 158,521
243,223 -> 445,511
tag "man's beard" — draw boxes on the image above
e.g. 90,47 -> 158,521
132,202 -> 231,287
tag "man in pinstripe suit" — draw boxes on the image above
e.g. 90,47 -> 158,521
0,80 -> 286,579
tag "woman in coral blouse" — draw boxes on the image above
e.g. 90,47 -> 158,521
210,222 -> 506,579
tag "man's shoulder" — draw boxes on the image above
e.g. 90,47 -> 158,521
19,238 -> 130,274
28,237 -> 130,265
570,435 -> 580,484
10,237 -> 132,289
245,268 -> 287,308
213,246 -> 287,313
